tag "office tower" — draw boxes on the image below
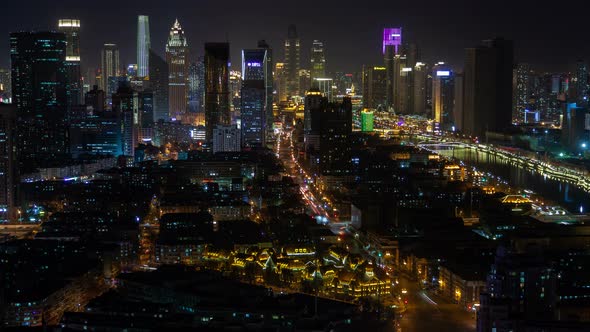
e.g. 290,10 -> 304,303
383,28 -> 402,109
303,88 -> 324,157
58,19 -> 82,107
137,15 -> 150,78
0,68 -> 10,102
275,62 -> 286,102
413,62 -> 427,115
112,82 -> 139,157
257,40 -> 274,141
299,69 -> 311,94
561,102 -> 589,152
514,63 -> 531,122
149,49 -> 169,121
383,28 -> 402,54
10,31 -> 68,165
314,78 -> 334,102
575,60 -> 589,106
284,24 -> 301,98
204,42 -> 230,141
0,105 -> 16,222
85,85 -> 105,114
463,38 -> 514,137
393,44 -> 420,114
432,64 -> 455,131
166,19 -> 189,119
69,113 -> 122,158
229,70 -> 242,115
139,90 -> 155,128
361,109 -> 374,132
188,59 -> 204,114
310,40 -> 326,82
100,43 -> 120,107
212,125 -> 240,153
454,71 -> 464,131
241,49 -> 267,147
319,97 -> 352,177
362,65 -> 387,110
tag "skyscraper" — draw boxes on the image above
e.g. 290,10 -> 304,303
10,31 -> 68,165
284,24 -> 301,98
382,28 -> 402,54
463,38 -> 514,138
137,15 -> 150,78
188,59 -> 204,114
0,68 -> 10,102
413,62 -> 427,115
514,63 -> 531,122
166,19 -> 189,120
0,104 -> 16,222
241,49 -> 267,147
100,43 -> 120,106
432,64 -> 455,130
212,125 -> 240,153
575,60 -> 589,106
310,40 -> 326,83
112,81 -> 139,156
319,97 -> 352,179
204,43 -> 230,141
58,19 -> 82,107
149,49 -> 169,122
362,65 -> 387,110
303,88 -> 324,157
257,40 -> 274,141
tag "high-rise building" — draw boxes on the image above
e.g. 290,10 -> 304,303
310,40 -> 326,83
362,65 -> 387,110
361,109 -> 374,132
314,78 -> 334,102
275,62 -> 286,102
575,60 -> 589,106
561,102 -> 589,152
112,82 -> 140,157
204,42 -> 230,141
0,104 -> 16,222
432,63 -> 455,131
303,88 -> 325,158
69,113 -> 122,158
149,49 -> 169,122
0,68 -> 10,103
241,49 -> 267,147
212,125 -> 240,153
413,62 -> 427,115
229,70 -> 242,116
453,71 -> 464,131
137,15 -> 150,78
257,40 -> 274,141
299,69 -> 311,94
382,28 -> 402,54
58,19 -> 82,107
393,44 -> 420,114
514,63 -> 531,122
100,43 -> 120,107
284,24 -> 301,98
10,31 -> 68,165
85,85 -> 105,114
463,38 -> 514,138
319,97 -> 352,177
166,19 -> 189,120
188,59 -> 204,114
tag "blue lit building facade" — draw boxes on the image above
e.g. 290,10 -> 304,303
240,49 -> 267,147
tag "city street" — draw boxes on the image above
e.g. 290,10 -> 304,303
397,274 -> 476,332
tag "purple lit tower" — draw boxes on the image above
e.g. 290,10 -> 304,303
383,28 -> 402,54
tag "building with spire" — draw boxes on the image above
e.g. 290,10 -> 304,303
166,19 -> 189,120
137,15 -> 150,78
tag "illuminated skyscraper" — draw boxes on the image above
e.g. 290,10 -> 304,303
112,81 -> 139,157
413,62 -> 427,115
100,43 -> 120,107
241,49 -> 266,147
575,60 -> 589,106
463,38 -> 513,137
137,15 -> 150,78
319,97 -> 352,177
432,63 -> 455,130
0,68 -> 10,102
58,19 -> 82,107
310,40 -> 326,83
166,19 -> 189,119
514,63 -> 531,121
284,24 -> 300,98
188,59 -> 204,114
204,42 -> 230,141
10,31 -> 68,165
299,69 -> 311,94
383,28 -> 402,54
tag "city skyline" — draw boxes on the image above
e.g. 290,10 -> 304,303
1,1 -> 590,73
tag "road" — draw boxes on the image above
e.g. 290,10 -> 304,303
397,274 -> 476,332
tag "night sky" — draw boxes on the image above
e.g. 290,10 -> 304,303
1,0 -> 589,74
